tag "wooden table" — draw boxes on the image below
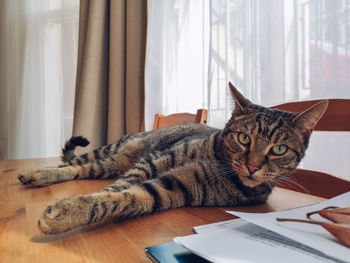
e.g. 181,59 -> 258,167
0,158 -> 325,263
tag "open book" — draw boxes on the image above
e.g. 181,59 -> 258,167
174,191 -> 350,263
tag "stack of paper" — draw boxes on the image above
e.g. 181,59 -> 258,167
174,192 -> 350,263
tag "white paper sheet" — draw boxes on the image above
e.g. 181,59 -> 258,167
227,191 -> 350,263
193,218 -> 245,234
174,192 -> 350,263
175,220 -> 344,263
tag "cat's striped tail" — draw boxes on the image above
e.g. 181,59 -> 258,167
61,136 -> 90,163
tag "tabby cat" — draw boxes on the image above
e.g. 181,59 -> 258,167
18,83 -> 328,234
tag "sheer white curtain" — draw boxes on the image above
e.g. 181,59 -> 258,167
145,0 -> 210,131
146,0 -> 350,179
209,0 -> 350,125
208,0 -> 350,179
0,0 -> 79,160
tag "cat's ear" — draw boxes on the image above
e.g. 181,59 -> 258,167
229,82 -> 252,112
293,100 -> 329,134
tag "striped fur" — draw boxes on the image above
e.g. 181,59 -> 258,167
18,83 -> 328,234
61,136 -> 90,163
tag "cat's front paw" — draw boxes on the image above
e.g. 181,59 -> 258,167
18,168 -> 59,187
38,195 -> 96,234
18,169 -> 50,187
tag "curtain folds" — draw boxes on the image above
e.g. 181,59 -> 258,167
145,0 -> 209,131
0,0 -> 27,159
0,0 -> 79,160
73,0 -> 147,152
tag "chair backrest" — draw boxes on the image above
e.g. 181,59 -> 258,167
272,99 -> 350,198
153,109 -> 207,130
271,99 -> 350,131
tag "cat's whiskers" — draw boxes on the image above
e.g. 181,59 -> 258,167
269,175 -> 310,195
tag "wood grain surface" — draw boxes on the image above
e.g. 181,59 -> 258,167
0,158 -> 324,263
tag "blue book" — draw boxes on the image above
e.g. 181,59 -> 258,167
145,241 -> 209,263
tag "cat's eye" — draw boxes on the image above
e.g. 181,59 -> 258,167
238,132 -> 251,145
271,145 -> 288,156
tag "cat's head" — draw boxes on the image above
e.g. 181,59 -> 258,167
223,82 -> 328,188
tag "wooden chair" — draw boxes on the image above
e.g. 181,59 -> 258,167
153,109 -> 207,130
272,99 -> 350,198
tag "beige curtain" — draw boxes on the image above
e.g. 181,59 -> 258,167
73,0 -> 147,152
0,0 -> 26,160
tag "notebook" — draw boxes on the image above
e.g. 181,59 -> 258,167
145,241 -> 209,263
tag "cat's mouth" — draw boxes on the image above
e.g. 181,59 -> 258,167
238,167 -> 273,187
246,175 -> 258,182
239,170 -> 276,187
238,173 -> 262,187
233,164 -> 269,187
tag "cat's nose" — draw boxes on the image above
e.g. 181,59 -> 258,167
247,164 -> 259,174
